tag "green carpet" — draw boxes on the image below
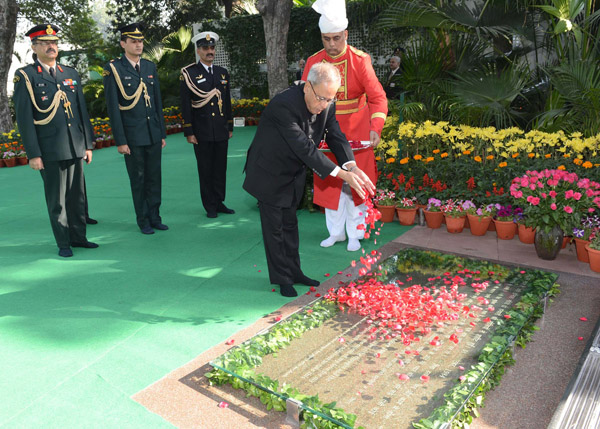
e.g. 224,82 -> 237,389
0,127 -> 408,427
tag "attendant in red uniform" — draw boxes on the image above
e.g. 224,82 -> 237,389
303,0 -> 387,252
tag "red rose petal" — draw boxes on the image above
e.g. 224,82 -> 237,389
578,336 -> 584,341
324,273 -> 330,277
399,374 -> 409,380
504,314 -> 511,319
218,401 -> 229,408
225,339 -> 235,345
580,317 -> 588,321
420,375 -> 430,382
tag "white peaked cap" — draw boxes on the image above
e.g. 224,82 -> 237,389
313,0 -> 348,33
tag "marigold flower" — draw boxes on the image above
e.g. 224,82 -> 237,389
426,157 -> 434,162
400,157 -> 409,164
463,150 -> 471,155
386,157 -> 395,164
545,154 -> 552,158
512,153 -> 519,158
486,155 -> 494,160
557,165 -> 566,170
583,161 -> 593,168
375,156 -> 381,161
563,154 -> 571,158
498,162 -> 507,168
414,154 -> 423,160
441,152 -> 448,158
573,158 -> 583,165
528,153 -> 535,158
474,156 -> 482,163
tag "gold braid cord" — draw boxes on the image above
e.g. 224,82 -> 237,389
108,63 -> 151,110
181,66 -> 223,114
19,70 -> 73,125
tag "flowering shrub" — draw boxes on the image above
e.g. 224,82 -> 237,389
440,199 -> 465,218
2,151 -> 16,159
231,98 -> 269,118
573,215 -> 600,241
426,198 -> 442,212
373,189 -> 396,206
396,196 -> 417,208
495,204 -> 522,222
510,169 -> 600,232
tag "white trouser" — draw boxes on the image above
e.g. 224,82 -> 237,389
325,184 -> 366,240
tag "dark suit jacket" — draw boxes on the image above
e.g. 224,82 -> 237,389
13,61 -> 94,161
243,83 -> 354,208
180,62 -> 233,142
383,69 -> 403,100
103,56 -> 166,147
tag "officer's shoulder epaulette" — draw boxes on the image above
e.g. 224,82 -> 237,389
349,46 -> 367,57
182,63 -> 196,71
307,49 -> 324,60
110,59 -> 116,63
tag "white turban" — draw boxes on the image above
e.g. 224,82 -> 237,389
312,0 -> 348,33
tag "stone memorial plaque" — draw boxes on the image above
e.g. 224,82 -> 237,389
210,250 -> 557,428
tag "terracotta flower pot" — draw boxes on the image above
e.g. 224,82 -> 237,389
488,220 -> 496,231
95,140 -> 104,149
517,223 -> 535,244
17,156 -> 28,165
494,220 -> 516,240
585,244 -> 600,273
0,159 -> 5,168
376,205 -> 395,223
396,207 -> 417,226
3,158 -> 17,167
444,215 -> 466,233
423,210 -> 443,229
467,214 -> 491,236
561,236 -> 572,249
574,238 -> 590,263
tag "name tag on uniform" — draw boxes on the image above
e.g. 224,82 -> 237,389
36,83 -> 46,87
124,76 -> 132,80
197,78 -> 206,84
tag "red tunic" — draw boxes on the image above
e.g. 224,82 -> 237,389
303,45 -> 387,209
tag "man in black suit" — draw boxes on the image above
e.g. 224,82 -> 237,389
295,58 -> 305,81
383,55 -> 403,100
243,62 -> 375,297
103,23 -> 168,234
180,31 -> 234,218
13,24 -> 98,257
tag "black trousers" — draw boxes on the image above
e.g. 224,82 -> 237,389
124,143 -> 162,229
193,139 -> 228,214
40,158 -> 87,248
258,199 -> 304,286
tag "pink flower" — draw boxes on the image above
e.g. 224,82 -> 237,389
529,184 -> 537,190
549,190 -> 557,198
573,192 -> 582,201
565,190 -> 574,199
564,206 -> 573,214
541,192 -> 547,198
551,203 -> 557,210
531,197 -> 540,206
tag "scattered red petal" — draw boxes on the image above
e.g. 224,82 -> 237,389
324,273 -> 330,277
275,316 -> 282,322
580,317 -> 588,322
315,293 -> 321,297
271,288 -> 276,292
399,374 -> 410,381
504,314 -> 511,319
483,317 -> 491,323
310,286 -> 317,292
218,401 -> 229,408
458,366 -> 465,371
578,336 -> 584,341
338,337 -> 345,343
420,375 -> 430,382
225,339 -> 235,345
459,375 -> 466,382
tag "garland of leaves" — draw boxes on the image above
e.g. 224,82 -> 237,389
206,249 -> 559,428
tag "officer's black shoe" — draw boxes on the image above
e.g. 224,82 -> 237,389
72,241 -> 99,248
217,204 -> 235,214
207,212 -> 218,218
58,248 -> 73,257
294,274 -> 320,287
280,284 -> 298,297
151,223 -> 169,231
141,226 -> 155,234
85,217 -> 98,225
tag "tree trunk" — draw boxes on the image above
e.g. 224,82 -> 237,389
0,0 -> 19,134
257,0 -> 292,98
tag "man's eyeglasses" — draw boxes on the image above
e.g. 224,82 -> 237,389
309,82 -> 337,104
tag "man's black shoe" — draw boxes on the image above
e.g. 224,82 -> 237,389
207,212 -> 218,218
294,274 -> 320,287
85,217 -> 98,225
217,204 -> 235,214
151,223 -> 169,230
280,284 -> 298,297
71,241 -> 99,248
58,248 -> 73,257
141,226 -> 155,234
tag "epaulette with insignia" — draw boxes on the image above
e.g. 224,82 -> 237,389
102,69 -> 111,77
183,63 -> 196,70
110,59 -> 115,63
349,46 -> 367,57
13,75 -> 20,84
179,75 -> 184,81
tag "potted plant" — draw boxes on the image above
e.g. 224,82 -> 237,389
16,150 -> 28,165
373,189 -> 396,223
396,196 -> 418,226
466,203 -> 494,236
423,198 -> 443,229
515,211 -> 535,244
510,169 -> 600,260
573,215 -> 600,263
2,150 -> 17,167
585,233 -> 600,273
441,199 -> 466,233
494,205 -> 519,240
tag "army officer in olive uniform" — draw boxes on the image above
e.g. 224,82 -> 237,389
103,23 -> 168,234
13,24 -> 98,258
180,31 -> 234,218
